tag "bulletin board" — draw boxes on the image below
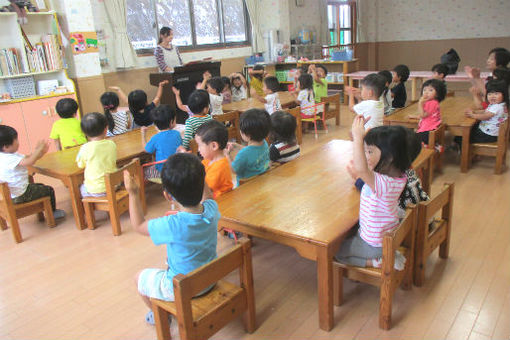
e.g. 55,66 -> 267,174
70,32 -> 99,54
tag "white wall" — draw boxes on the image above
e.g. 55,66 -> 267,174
288,0 -> 323,44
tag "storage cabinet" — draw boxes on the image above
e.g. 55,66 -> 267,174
0,103 -> 31,154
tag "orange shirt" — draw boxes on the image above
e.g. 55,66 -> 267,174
202,157 -> 233,198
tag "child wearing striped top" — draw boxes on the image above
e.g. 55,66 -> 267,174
182,90 -> 213,150
269,111 -> 300,163
335,117 -> 410,270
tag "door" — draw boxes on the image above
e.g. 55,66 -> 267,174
0,103 -> 31,154
20,98 -> 59,153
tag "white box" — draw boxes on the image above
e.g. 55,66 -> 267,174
37,80 -> 59,96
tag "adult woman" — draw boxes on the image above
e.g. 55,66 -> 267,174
154,27 -> 183,73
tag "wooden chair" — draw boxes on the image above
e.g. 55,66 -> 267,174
469,119 -> 509,174
82,158 -> 145,236
427,123 -> 446,172
333,208 -> 416,330
214,110 -> 241,142
300,102 -> 327,139
151,238 -> 256,340
414,183 -> 454,286
287,106 -> 303,145
323,93 -> 341,126
0,179 -> 56,243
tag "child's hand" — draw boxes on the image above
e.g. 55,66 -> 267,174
123,170 -> 139,195
140,126 -> 148,134
464,109 -> 475,118
346,159 -> 357,180
158,80 -> 169,87
172,86 -> 180,95
176,146 -> 190,153
35,140 -> 50,154
408,114 -> 419,119
108,86 -> 120,92
351,115 -> 366,141
203,71 -> 212,80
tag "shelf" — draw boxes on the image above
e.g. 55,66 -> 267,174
0,69 -> 65,80
0,92 -> 75,104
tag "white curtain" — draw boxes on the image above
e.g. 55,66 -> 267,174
245,0 -> 265,53
103,0 -> 138,69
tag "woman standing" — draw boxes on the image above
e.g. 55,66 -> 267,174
154,27 -> 183,72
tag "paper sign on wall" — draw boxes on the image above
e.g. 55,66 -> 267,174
70,32 -> 99,54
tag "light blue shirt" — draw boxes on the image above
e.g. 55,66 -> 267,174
145,130 -> 182,171
231,141 -> 270,185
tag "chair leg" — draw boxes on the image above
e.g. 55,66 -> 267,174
152,302 -> 172,340
314,120 -> 318,139
401,262 -> 413,291
83,202 -> 97,230
6,210 -> 22,243
495,152 -> 504,174
439,235 -> 450,259
109,208 -> 122,236
43,199 -> 56,228
37,211 -> 45,222
333,265 -> 343,306
379,281 -> 393,330
0,217 -> 7,231
413,251 -> 426,287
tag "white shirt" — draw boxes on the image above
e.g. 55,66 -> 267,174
231,86 -> 247,102
353,99 -> 384,129
209,93 -> 224,116
298,89 -> 315,116
264,93 -> 282,114
0,152 -> 28,198
479,102 -> 508,136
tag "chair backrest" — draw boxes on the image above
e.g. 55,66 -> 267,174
214,110 -> 241,142
497,119 -> 509,148
382,207 -> 416,271
0,182 -> 14,215
428,123 -> 446,147
300,102 -> 326,119
418,182 -> 454,229
105,158 -> 142,200
286,106 -> 303,145
189,139 -> 199,155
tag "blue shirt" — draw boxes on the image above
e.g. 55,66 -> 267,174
145,130 -> 182,171
148,199 -> 220,292
231,141 -> 270,185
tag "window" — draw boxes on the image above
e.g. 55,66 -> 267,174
327,0 -> 356,48
126,0 -> 250,54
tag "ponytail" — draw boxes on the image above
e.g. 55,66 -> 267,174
104,108 -> 115,133
100,92 -> 120,133
158,26 -> 172,44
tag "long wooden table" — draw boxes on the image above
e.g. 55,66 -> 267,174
223,91 -> 295,113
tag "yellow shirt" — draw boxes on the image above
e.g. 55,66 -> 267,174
76,139 -> 117,194
50,117 -> 87,149
250,77 -> 264,97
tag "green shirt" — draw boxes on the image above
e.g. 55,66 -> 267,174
313,78 -> 328,103
50,117 -> 87,149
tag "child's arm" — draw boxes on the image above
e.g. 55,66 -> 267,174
469,86 -> 484,110
124,170 -> 149,236
345,86 -> 357,113
351,115 -> 375,190
109,86 -> 129,105
20,140 -> 49,167
409,96 -> 428,119
465,109 -> 495,121
231,72 -> 247,88
250,88 -> 267,103
140,126 -> 148,147
199,71 -> 212,90
172,86 -> 189,112
202,181 -> 213,202
181,122 -> 193,150
52,138 -> 62,151
152,80 -> 169,106
309,64 -> 324,86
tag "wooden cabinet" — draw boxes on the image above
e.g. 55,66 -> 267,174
0,103 -> 31,154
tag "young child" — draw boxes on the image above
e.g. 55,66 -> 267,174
409,79 -> 447,145
125,153 -> 219,325
200,72 -> 224,116
141,105 -> 182,179
76,113 -> 117,197
221,76 -> 232,104
391,64 -> 410,108
309,64 -> 328,103
248,64 -> 265,97
292,66 -> 308,93
49,98 -> 87,150
347,73 -> 386,129
269,111 -> 300,163
227,108 -> 271,185
0,125 -> 65,219
182,90 -> 213,150
378,70 -> 393,116
465,48 -> 510,100
293,73 -> 315,117
431,63 -> 448,81
171,86 -> 194,118
230,72 -> 247,102
250,76 -> 282,115
195,120 -> 233,198
336,117 -> 410,270
100,91 -> 132,137
469,67 -> 510,110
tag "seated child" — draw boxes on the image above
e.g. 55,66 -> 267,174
469,67 -> 510,110
391,64 -> 410,108
141,105 -> 182,179
293,73 -> 316,117
171,86 -> 194,118
200,71 -> 224,116
431,63 -> 449,92
195,120 -> 233,198
182,90 -> 213,150
101,91 -> 132,137
221,76 -> 232,104
309,64 -> 328,103
465,48 -> 510,99
248,64 -> 265,97
0,125 -> 65,219
49,98 -> 87,150
269,111 -> 300,163
292,66 -> 308,93
227,108 -> 271,185
346,73 -> 385,129
125,153 -> 219,325
230,72 -> 247,102
250,76 -> 282,115
76,113 -> 117,197
378,70 -> 393,115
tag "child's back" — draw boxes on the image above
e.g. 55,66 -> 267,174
269,111 -> 300,163
182,90 -> 213,150
101,92 -> 132,137
352,73 -> 386,129
50,98 -> 87,149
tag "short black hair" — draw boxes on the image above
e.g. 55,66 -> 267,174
0,125 -> 18,150
207,76 -> 225,94
264,76 -> 280,93
80,112 -> 108,138
196,120 -> 228,149
150,104 -> 176,130
240,108 -> 271,142
486,79 -> 509,108
431,63 -> 449,78
55,98 -> 79,118
393,64 -> 410,82
316,64 -> 328,76
405,127 -> 422,162
377,70 -> 392,85
361,73 -> 386,98
298,73 -> 313,90
270,111 -> 296,144
364,125 -> 410,174
489,47 -> 510,68
492,67 -> 510,86
252,64 -> 264,80
221,76 -> 231,89
187,89 -> 210,114
422,79 -> 447,102
161,153 -> 205,207
128,90 -> 148,114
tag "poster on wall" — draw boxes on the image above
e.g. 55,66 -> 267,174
70,32 -> 99,54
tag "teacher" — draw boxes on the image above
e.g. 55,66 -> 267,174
154,27 -> 183,73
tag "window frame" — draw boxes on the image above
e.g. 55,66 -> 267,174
326,0 -> 357,50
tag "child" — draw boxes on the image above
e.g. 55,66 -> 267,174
293,73 -> 315,117
347,73 -> 385,129
171,86 -> 194,118
141,105 -> 182,179
269,111 -> 300,163
248,64 -> 265,97
292,66 -> 308,93
391,64 -> 410,109
409,79 -> 447,145
49,98 -> 87,150
195,120 -> 233,198
125,153 -> 219,325
230,72 -> 247,102
431,63 -> 448,81
100,91 -> 132,137
0,125 -> 65,219
336,117 -> 410,270
378,70 -> 393,116
309,64 -> 328,103
221,76 -> 232,104
250,76 -> 282,115
76,113 -> 117,197
469,67 -> 510,110
200,72 -> 224,116
227,108 -> 270,185
182,90 -> 213,150
465,48 -> 510,100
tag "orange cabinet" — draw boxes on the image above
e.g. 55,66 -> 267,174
0,103 -> 31,154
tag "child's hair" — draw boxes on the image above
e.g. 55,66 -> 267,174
80,112 -> 108,138
231,74 -> 243,88
489,47 -> 510,68
240,108 -> 271,142
393,64 -> 410,82
221,76 -> 231,90
377,70 -> 392,86
161,153 -> 205,207
187,89 -> 210,114
421,79 -> 447,102
270,111 -> 297,144
252,64 -> 264,80
206,76 -> 225,94
298,73 -> 313,90
485,79 -> 509,107
0,125 -> 18,150
158,26 -> 172,44
100,92 -> 120,133
150,104 -> 176,130
431,63 -> 449,78
263,76 -> 280,93
405,127 -> 422,163
492,67 -> 510,86
128,90 -> 148,114
196,120 -> 228,150
364,125 -> 410,174
316,64 -> 328,76
55,98 -> 79,119
361,73 -> 386,98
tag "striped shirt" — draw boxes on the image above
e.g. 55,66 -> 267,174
182,115 -> 213,149
269,141 -> 300,163
106,110 -> 132,136
359,172 -> 407,247
154,45 -> 182,72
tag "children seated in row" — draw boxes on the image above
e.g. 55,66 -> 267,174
309,64 -> 328,103
248,64 -> 265,97
346,73 -> 385,129
200,71 -> 224,116
377,70 -> 393,116
50,98 -> 87,150
250,76 -> 282,114
101,91 -> 132,137
230,72 -> 247,102
391,64 -> 410,109
182,90 -> 213,151
0,125 -> 66,219
269,111 -> 300,163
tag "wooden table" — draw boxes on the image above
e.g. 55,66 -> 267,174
223,91 -> 296,113
384,96 -> 476,172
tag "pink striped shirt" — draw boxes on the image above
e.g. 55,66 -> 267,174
359,172 -> 407,247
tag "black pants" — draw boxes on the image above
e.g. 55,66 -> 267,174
454,123 -> 497,146
416,131 -> 430,145
12,183 -> 56,211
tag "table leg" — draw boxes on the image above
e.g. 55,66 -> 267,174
68,175 -> 86,230
411,78 -> 417,102
317,246 -> 334,331
461,127 -> 471,173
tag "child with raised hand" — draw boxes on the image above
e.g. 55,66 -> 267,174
248,64 -> 265,97
141,105 -> 182,179
76,113 -> 117,197
269,111 -> 300,163
465,47 -> 510,99
293,73 -> 315,117
337,117 -> 410,270
125,153 -> 219,325
182,90 -> 213,151
171,86 -> 194,118
221,76 -> 232,104
346,73 -> 386,129
250,76 -> 282,115
230,72 -> 247,102
200,71 -> 224,116
0,125 -> 65,219
309,64 -> 328,103
195,120 -> 233,198
100,91 -> 132,137
378,70 -> 393,116
391,64 -> 410,108
50,98 -> 87,150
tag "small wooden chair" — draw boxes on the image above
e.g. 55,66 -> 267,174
333,208 -> 416,330
214,111 -> 241,142
0,180 -> 56,243
323,93 -> 341,126
469,119 -> 509,174
151,238 -> 256,340
82,158 -> 145,236
287,106 -> 303,145
300,102 -> 327,139
427,123 -> 446,172
414,183 -> 454,286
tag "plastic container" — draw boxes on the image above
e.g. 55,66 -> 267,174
6,76 -> 36,99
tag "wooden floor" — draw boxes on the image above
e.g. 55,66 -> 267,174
1,107 -> 509,340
